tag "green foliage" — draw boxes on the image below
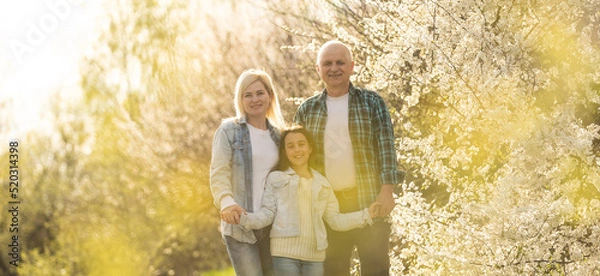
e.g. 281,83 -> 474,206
200,267 -> 235,276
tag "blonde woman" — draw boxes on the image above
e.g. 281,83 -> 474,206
210,69 -> 286,276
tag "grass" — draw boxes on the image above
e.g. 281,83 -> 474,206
200,267 -> 235,276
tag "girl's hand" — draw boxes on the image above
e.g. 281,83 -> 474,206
220,204 -> 247,224
368,201 -> 382,218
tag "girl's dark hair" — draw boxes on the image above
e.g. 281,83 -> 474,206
276,125 -> 314,171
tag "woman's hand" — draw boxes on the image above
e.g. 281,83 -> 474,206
220,204 -> 247,224
368,201 -> 383,218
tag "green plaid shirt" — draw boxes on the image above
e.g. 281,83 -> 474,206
294,84 -> 404,210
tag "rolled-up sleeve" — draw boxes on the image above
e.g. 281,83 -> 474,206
373,95 -> 404,185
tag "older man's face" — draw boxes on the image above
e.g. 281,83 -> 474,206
316,44 -> 354,92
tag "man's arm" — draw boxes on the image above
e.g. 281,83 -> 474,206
373,94 -> 403,216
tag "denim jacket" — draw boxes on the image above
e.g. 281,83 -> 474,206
239,168 -> 373,251
210,117 -> 281,243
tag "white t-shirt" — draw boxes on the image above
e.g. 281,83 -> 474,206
248,124 -> 278,211
324,93 -> 357,191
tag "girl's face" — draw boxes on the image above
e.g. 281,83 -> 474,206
242,80 -> 271,119
284,132 -> 312,169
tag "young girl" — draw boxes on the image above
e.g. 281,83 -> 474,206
210,69 -> 286,276
239,126 -> 379,276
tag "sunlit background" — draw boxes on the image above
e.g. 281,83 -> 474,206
1,1 -> 103,137
1,0 -> 599,275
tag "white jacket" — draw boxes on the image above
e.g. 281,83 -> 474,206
240,168 -> 373,251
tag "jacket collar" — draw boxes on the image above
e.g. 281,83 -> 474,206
282,167 -> 297,176
239,116 -> 248,125
281,168 -> 331,188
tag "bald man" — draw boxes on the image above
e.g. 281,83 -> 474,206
294,40 -> 404,276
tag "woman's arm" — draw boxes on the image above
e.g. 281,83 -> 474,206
209,125 -> 235,209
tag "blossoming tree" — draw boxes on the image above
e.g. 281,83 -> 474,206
270,0 -> 600,274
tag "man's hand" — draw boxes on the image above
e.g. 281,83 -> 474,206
220,204 -> 247,224
376,184 -> 396,217
368,201 -> 383,218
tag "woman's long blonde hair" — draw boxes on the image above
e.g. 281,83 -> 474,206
233,68 -> 286,130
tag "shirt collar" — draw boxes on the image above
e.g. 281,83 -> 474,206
319,82 -> 356,102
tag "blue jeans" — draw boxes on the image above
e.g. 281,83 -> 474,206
273,257 -> 324,276
224,227 -> 273,276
